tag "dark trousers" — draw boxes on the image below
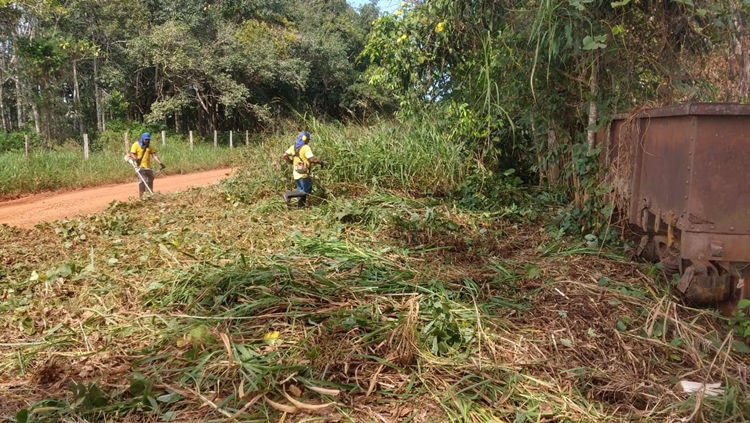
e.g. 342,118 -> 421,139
138,168 -> 154,197
296,177 -> 313,207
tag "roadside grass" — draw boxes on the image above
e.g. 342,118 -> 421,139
1,121 -> 749,422
0,134 -> 242,200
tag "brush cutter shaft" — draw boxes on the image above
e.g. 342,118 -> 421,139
135,167 -> 154,194
124,155 -> 154,194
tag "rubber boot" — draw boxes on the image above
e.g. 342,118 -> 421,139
282,190 -> 306,206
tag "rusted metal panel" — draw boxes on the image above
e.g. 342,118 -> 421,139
628,120 -> 643,226
634,103 -> 750,118
598,119 -> 628,168
632,115 -> 695,228
681,232 -> 750,262
680,114 -> 750,260
606,103 -> 750,263
684,115 -> 750,233
597,119 -> 633,212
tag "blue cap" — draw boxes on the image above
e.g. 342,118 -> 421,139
139,132 -> 151,147
295,131 -> 311,149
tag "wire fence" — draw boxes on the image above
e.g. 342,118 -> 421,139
21,130 -> 253,158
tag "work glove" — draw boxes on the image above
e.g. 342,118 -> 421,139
135,158 -> 142,166
160,163 -> 166,170
319,160 -> 326,169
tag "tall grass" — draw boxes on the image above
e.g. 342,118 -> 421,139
225,119 -> 467,204
310,119 -> 466,196
0,135 -> 243,199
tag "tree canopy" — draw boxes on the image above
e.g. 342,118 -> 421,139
0,0 -> 393,140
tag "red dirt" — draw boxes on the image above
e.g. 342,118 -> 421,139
0,168 -> 234,229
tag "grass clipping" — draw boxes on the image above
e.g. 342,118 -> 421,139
1,180 -> 749,422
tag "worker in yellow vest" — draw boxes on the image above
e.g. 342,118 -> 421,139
281,131 -> 324,207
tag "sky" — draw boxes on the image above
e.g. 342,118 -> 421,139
347,0 -> 401,13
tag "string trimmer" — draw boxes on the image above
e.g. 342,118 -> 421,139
123,155 -> 154,195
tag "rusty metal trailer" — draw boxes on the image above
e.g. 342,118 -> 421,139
599,103 -> 750,310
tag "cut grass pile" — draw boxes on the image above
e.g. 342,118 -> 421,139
1,180 -> 749,422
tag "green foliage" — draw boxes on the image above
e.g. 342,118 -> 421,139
13,377 -> 183,422
361,0 -> 743,217
0,131 -> 30,153
729,299 -> 750,341
15,35 -> 68,79
15,382 -> 109,423
322,121 -> 464,196
453,167 -> 530,213
105,90 -> 128,119
2,0 -> 388,144
421,290 -> 474,356
547,144 -> 618,246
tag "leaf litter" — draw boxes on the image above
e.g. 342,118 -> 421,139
0,182 -> 749,422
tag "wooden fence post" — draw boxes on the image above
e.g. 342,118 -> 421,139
245,130 -> 249,146
161,130 -> 166,146
24,135 -> 29,157
189,130 -> 194,151
230,130 -> 233,149
213,130 -> 217,148
83,134 -> 89,159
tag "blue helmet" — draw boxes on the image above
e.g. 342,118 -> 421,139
139,132 -> 151,147
295,131 -> 311,148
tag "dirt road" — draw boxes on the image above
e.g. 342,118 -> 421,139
0,168 -> 233,228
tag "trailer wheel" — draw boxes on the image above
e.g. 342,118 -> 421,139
639,235 -> 681,280
677,261 -> 732,306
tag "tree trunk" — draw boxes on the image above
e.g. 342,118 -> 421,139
0,81 -> 6,131
15,77 -> 22,128
530,119 -> 544,187
0,50 -> 6,131
31,95 -> 40,134
94,56 -> 103,132
587,58 -> 598,152
45,106 -> 51,140
72,58 -> 82,135
547,124 -> 559,185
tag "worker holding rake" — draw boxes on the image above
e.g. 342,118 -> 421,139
281,131 -> 324,207
127,132 -> 165,198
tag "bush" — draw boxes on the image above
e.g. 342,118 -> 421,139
0,131 -> 30,153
